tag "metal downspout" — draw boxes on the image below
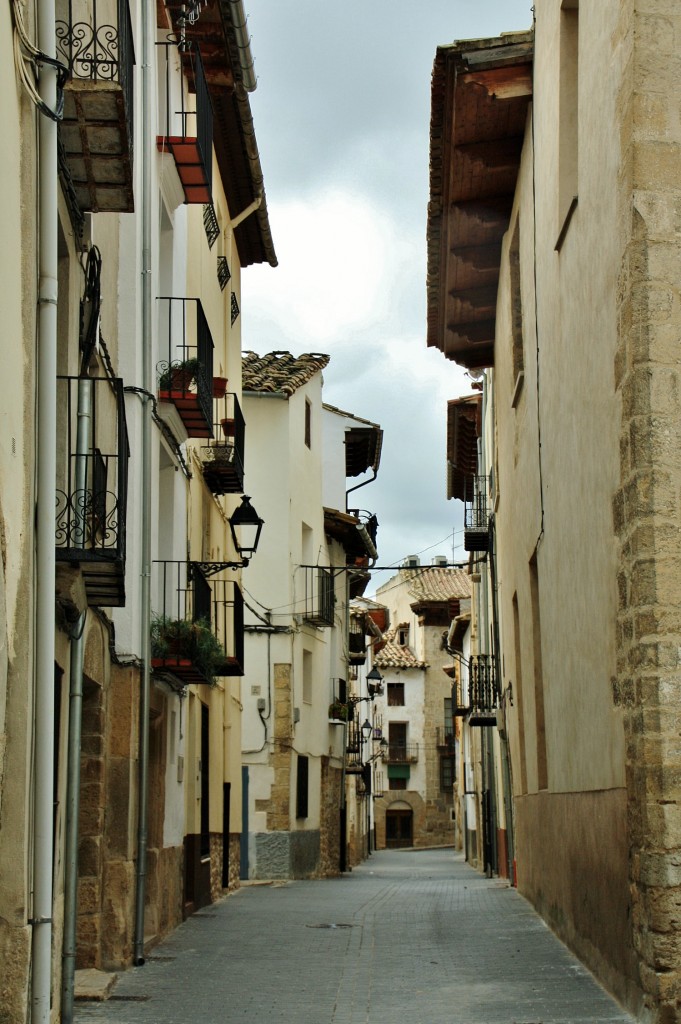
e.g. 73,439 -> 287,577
134,0 -> 154,965
33,0 -> 58,1017
61,378 -> 92,1022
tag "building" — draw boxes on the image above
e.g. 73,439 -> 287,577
241,352 -> 382,879
2,0 -> 275,1019
427,5 -> 681,1020
371,564 -> 470,850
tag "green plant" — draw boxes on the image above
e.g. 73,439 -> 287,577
328,700 -> 348,721
158,357 -> 201,391
151,615 -> 226,686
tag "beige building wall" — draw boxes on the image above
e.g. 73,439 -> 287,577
484,1 -> 681,1016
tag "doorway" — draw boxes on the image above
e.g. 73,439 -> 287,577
386,808 -> 413,848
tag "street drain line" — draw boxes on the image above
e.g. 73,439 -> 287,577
306,923 -> 353,929
109,995 -> 150,1002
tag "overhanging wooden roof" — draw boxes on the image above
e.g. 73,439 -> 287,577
427,32 -> 533,369
447,394 -> 481,501
162,0 -> 277,267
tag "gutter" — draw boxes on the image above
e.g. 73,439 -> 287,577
227,0 -> 256,91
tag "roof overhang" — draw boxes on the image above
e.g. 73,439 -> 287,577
345,425 -> 383,478
162,0 -> 277,267
324,508 -> 378,562
447,394 -> 481,500
427,32 -> 533,369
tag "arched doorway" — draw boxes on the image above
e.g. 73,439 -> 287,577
385,801 -> 413,849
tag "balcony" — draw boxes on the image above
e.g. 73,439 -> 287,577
455,654 -> 499,726
385,743 -> 419,764
56,0 -> 134,212
157,43 -> 213,205
199,393 -> 245,495
302,567 -> 335,627
464,475 -> 490,551
55,375 -> 129,607
156,297 -> 214,439
348,630 -> 366,665
151,561 -> 244,687
436,726 -> 455,749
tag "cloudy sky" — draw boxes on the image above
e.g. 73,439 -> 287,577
240,0 -> 533,579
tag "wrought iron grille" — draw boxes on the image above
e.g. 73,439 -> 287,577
464,475 -> 489,530
467,654 -> 499,718
56,0 -> 135,157
203,204 -> 220,249
55,375 -> 129,604
302,567 -> 335,627
217,256 -> 231,292
157,40 -> 213,198
156,296 -> 214,431
385,743 -> 419,763
230,291 -> 240,326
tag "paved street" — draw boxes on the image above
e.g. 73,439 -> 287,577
75,849 -> 635,1024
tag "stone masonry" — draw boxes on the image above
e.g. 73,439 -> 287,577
614,1 -> 681,1019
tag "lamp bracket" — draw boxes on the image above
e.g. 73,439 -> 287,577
191,559 -> 248,577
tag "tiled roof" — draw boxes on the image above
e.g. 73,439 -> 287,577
242,351 -> 330,396
405,567 -> 471,603
374,627 -> 427,671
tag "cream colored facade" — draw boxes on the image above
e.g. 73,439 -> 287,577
2,0 -> 275,1019
429,2 -> 681,1020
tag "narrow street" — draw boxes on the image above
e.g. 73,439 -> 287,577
75,849 -> 634,1024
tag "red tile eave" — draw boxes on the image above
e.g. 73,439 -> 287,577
427,33 -> 533,371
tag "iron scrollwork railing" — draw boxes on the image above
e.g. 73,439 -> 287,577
302,567 -> 335,627
156,296 -> 214,432
56,0 -> 135,156
464,475 -> 490,551
467,654 -> 500,722
200,393 -> 245,495
55,375 -> 129,604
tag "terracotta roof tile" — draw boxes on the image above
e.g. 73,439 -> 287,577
374,627 -> 427,671
405,567 -> 471,603
242,351 -> 330,396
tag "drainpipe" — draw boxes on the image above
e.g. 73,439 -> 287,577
61,377 -> 92,1023
133,0 -> 154,966
32,0 -> 58,1018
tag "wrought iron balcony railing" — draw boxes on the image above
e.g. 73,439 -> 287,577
151,560 -> 244,687
56,0 -> 135,212
302,567 -> 335,627
157,42 -> 213,204
55,375 -> 129,607
200,393 -> 245,495
454,654 -> 499,726
348,630 -> 366,664
156,297 -> 214,438
464,475 -> 490,551
385,743 -> 419,764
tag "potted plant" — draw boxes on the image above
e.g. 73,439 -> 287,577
158,357 -> 201,393
150,615 -> 227,686
220,417 -> 236,437
328,699 -> 348,722
212,376 -> 228,399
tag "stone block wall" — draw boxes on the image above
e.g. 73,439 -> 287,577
614,1 -> 681,1018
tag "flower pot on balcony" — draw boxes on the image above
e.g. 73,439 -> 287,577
212,376 -> 228,399
158,358 -> 200,393
221,417 -> 236,437
328,701 -> 348,722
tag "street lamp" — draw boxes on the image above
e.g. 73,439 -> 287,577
366,665 -> 384,697
229,495 -> 264,565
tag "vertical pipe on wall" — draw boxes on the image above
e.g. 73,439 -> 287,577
133,0 -> 154,965
61,377 -> 92,1022
33,0 -> 58,1015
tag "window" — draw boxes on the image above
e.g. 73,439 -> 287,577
397,625 -> 409,646
303,650 -> 312,704
530,553 -> 548,790
387,683 -> 405,707
304,398 -> 311,448
557,0 -> 579,246
440,755 -> 455,791
387,763 -> 410,791
296,755 -> 309,818
388,777 -> 407,791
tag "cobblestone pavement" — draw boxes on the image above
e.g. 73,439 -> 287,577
75,849 -> 635,1024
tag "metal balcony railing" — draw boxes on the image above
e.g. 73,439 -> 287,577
56,0 -> 135,211
385,743 -> 419,764
302,567 -> 335,627
151,561 -> 244,686
456,654 -> 499,726
55,375 -> 129,606
464,475 -> 490,551
156,297 -> 214,437
200,393 -> 245,495
157,42 -> 213,203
